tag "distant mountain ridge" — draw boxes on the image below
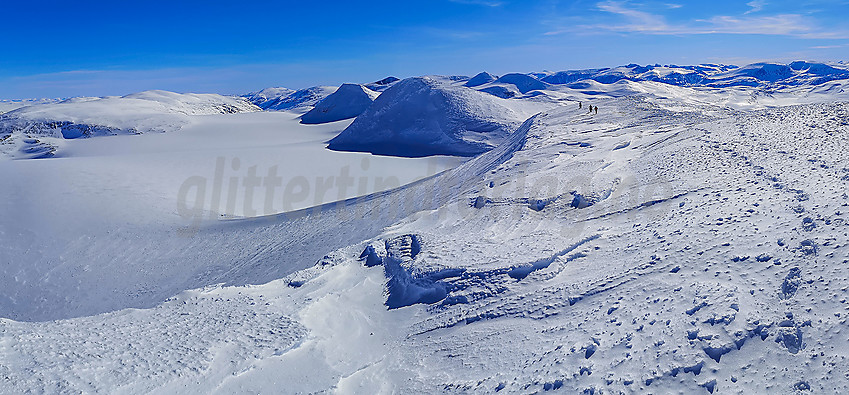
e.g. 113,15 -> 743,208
239,61 -> 849,116
3,61 -> 848,160
532,61 -> 849,88
242,86 -> 336,112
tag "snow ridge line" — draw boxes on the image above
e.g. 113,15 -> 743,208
219,113 -> 539,226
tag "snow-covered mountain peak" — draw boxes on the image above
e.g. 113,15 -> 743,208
327,76 -> 551,157
300,83 -> 379,124
465,71 -> 498,87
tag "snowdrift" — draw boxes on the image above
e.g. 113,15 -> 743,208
327,76 -> 536,157
300,83 -> 379,124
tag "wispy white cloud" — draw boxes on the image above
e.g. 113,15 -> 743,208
744,0 -> 766,15
595,1 -> 670,32
546,1 -> 849,39
697,14 -> 814,35
665,3 -> 683,9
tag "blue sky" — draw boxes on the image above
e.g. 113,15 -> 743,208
2,0 -> 848,99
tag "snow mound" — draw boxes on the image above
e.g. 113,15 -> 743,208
300,84 -> 379,124
492,73 -> 549,93
465,72 -> 498,87
327,76 -> 537,157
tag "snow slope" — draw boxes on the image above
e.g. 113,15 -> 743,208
327,76 -> 552,157
0,99 -> 58,115
300,83 -> 379,124
0,111 -> 462,321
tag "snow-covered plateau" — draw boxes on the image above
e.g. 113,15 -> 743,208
1,61 -> 849,394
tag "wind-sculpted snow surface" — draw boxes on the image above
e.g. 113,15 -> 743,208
0,90 -> 260,158
0,288 -> 307,393
327,76 -> 548,157
300,83 -> 379,124
313,98 -> 848,393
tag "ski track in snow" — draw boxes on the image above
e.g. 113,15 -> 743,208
2,76 -> 849,393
